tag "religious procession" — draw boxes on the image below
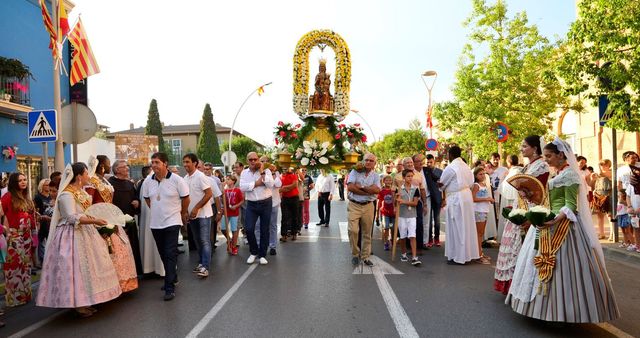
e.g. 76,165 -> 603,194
1,0 -> 638,336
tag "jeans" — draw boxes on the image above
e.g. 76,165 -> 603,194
318,192 -> 331,224
151,225 -> 180,294
245,198 -> 272,258
190,217 -> 212,269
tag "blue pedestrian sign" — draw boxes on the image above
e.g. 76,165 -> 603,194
28,110 -> 58,143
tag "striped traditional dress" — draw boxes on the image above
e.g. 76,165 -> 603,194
506,167 -> 619,323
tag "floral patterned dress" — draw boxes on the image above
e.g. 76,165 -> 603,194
86,176 -> 138,292
1,193 -> 34,307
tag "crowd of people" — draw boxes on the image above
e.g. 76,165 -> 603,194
0,134 -> 631,326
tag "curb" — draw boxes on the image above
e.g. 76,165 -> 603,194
601,244 -> 640,267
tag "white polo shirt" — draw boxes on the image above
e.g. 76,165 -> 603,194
184,169 -> 216,218
142,171 -> 190,229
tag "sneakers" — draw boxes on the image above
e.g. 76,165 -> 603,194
192,264 -> 203,273
384,241 -> 390,251
232,246 -> 239,256
435,239 -> 441,247
247,255 -> 257,264
477,257 -> 491,265
426,240 -> 433,248
411,257 -> 422,266
163,293 -> 175,301
351,257 -> 360,265
400,253 -> 408,262
269,248 -> 277,255
197,267 -> 209,278
259,257 -> 268,265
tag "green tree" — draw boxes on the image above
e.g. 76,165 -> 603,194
370,129 -> 426,164
220,136 -> 262,164
164,141 -> 177,165
197,103 -> 222,165
433,0 -> 566,159
145,99 -> 166,153
557,0 -> 640,131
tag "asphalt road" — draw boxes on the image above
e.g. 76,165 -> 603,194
2,199 -> 638,338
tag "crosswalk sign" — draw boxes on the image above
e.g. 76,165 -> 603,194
28,110 -> 58,143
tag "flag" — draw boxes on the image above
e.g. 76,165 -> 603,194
69,18 -> 100,86
57,1 -> 70,39
38,0 -> 58,58
257,86 -> 265,96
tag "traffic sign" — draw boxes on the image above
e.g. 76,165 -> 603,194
28,110 -> 57,143
496,122 -> 509,143
221,150 -> 237,167
425,138 -> 438,151
61,103 -> 98,144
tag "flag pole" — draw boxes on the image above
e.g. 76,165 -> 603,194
52,0 -> 65,171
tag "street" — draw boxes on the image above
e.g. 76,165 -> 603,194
2,200 -> 638,338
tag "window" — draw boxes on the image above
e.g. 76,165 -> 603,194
171,139 -> 182,158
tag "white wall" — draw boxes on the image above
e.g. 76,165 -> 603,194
73,137 -> 116,163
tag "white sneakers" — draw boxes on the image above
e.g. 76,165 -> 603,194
247,255 -> 257,264
247,255 -> 269,265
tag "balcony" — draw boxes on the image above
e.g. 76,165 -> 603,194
0,56 -> 33,114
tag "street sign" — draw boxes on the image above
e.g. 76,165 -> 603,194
28,110 -> 57,143
425,138 -> 438,151
221,150 -> 237,167
60,103 -> 98,144
496,122 -> 509,143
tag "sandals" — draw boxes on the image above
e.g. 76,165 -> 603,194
477,257 -> 491,265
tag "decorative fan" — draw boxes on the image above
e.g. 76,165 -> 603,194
85,202 -> 126,226
507,174 -> 547,206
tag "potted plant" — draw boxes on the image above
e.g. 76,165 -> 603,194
0,56 -> 34,80
0,89 -> 10,102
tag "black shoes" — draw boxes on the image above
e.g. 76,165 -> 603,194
363,259 -> 374,267
316,222 -> 324,226
351,257 -> 359,265
270,248 -> 277,255
164,293 -> 175,301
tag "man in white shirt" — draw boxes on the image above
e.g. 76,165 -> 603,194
316,169 -> 335,227
142,152 -> 190,301
239,152 -> 274,265
183,154 -> 221,278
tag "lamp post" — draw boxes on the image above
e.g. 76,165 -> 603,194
349,109 -> 377,143
421,70 -> 438,139
227,82 -> 272,171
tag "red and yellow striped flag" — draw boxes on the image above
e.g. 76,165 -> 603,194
69,18 -> 100,86
38,0 -> 58,58
57,1 -> 70,39
257,86 -> 265,96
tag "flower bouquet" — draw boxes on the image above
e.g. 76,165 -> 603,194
274,121 -> 301,149
525,205 -> 555,228
335,123 -> 366,150
507,208 -> 528,225
123,214 -> 136,228
294,140 -> 335,169
97,224 -> 116,253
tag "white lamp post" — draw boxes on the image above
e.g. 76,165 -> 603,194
421,70 -> 438,138
350,109 -> 377,143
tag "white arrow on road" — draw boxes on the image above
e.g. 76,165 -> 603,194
353,255 -> 418,338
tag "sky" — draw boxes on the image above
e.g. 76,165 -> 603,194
68,0 -> 577,146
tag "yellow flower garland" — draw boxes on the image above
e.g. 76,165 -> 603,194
292,30 -> 351,117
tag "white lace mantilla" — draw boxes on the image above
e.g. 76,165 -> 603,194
524,158 -> 549,178
548,167 -> 581,190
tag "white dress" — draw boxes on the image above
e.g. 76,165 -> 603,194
138,194 -> 165,276
440,158 -> 480,264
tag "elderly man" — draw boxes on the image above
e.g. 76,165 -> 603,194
109,160 -> 143,275
439,146 -> 479,264
239,152 -> 274,265
347,153 -> 381,266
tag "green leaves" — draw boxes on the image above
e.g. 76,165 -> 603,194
370,128 -> 426,164
145,99 -> 166,154
197,103 -> 222,165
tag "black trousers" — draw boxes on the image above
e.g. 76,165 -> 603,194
151,225 -> 180,294
428,201 -> 442,241
317,192 -> 331,224
338,180 -> 345,200
281,196 -> 300,236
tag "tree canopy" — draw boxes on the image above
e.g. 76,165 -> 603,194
370,128 -> 426,164
197,103 -> 222,165
433,0 -> 566,159
557,0 -> 640,131
145,99 -> 167,153
220,136 -> 262,164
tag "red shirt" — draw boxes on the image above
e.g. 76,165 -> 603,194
224,188 -> 243,217
280,172 -> 299,198
378,188 -> 395,217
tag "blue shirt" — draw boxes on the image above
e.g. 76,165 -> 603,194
347,169 -> 381,203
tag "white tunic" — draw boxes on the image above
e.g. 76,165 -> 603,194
440,158 -> 480,263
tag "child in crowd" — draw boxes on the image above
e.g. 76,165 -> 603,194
472,166 -> 494,265
377,175 -> 395,251
397,169 -> 421,266
223,175 -> 244,256
618,190 -> 635,249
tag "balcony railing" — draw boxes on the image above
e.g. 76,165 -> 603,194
0,76 -> 31,106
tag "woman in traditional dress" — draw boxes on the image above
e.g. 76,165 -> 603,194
0,173 -> 35,307
36,163 -> 121,317
494,136 -> 549,295
86,155 -> 138,292
507,138 -> 619,323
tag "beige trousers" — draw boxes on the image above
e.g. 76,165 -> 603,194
347,201 -> 374,259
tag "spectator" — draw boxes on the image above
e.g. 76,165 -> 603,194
377,175 -> 395,251
33,178 -> 52,267
424,154 -> 443,248
396,169 -> 421,266
222,175 -> 243,255
280,167 -> 299,241
591,159 -> 612,240
298,167 -> 314,230
472,166 -> 494,265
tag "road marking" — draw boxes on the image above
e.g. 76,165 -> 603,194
8,309 -> 68,338
186,264 -> 258,338
596,322 -> 634,338
338,221 -> 349,242
353,255 -> 418,338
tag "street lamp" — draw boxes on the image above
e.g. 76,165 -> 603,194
421,70 -> 438,139
227,82 -> 272,172
350,109 -> 377,143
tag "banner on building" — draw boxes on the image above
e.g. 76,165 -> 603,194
115,134 -> 158,166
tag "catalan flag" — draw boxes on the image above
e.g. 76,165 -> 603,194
38,0 -> 58,58
57,1 -> 70,39
69,18 -> 100,86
